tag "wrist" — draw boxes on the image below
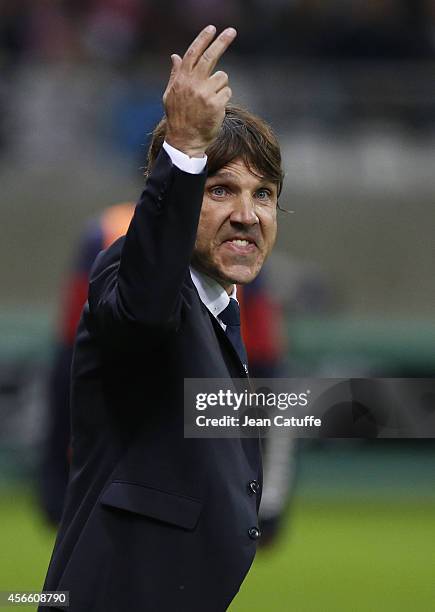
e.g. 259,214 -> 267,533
163,141 -> 207,174
165,133 -> 206,159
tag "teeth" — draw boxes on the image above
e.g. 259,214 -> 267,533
231,239 -> 250,246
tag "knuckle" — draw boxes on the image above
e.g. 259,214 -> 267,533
176,77 -> 188,92
202,50 -> 212,64
211,97 -> 222,111
198,89 -> 210,103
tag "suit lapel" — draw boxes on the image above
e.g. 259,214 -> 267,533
186,273 -> 250,380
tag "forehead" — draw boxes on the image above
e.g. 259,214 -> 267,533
207,158 -> 274,186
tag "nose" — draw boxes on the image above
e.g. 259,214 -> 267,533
230,192 -> 259,226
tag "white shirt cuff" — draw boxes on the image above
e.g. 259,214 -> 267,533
163,141 -> 207,175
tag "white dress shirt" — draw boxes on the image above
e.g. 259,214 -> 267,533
162,140 -> 207,174
190,267 -> 237,330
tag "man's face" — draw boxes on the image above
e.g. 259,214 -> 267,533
192,158 -> 278,291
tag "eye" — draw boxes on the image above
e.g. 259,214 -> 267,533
209,186 -> 228,198
255,188 -> 272,201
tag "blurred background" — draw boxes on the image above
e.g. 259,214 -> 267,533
1,0 -> 435,610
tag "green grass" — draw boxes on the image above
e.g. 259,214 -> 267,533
1,489 -> 434,611
0,491 -> 54,583
0,489 -> 55,610
232,497 -> 435,612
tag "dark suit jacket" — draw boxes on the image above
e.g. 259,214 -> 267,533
40,149 -> 262,612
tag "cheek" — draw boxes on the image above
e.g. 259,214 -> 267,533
195,210 -> 215,252
197,204 -> 226,246
261,214 -> 277,247
270,220 -> 278,244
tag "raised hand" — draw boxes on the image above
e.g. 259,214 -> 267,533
163,25 -> 237,158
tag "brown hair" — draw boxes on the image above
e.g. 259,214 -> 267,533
145,104 -> 284,197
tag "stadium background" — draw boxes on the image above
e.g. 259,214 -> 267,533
1,1 -> 435,610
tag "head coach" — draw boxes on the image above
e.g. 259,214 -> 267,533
40,24 -> 284,612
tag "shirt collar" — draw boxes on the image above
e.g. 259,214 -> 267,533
190,266 -> 237,318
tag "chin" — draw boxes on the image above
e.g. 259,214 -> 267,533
220,264 -> 261,286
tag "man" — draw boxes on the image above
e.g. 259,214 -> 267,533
40,25 -> 284,611
39,202 -> 291,537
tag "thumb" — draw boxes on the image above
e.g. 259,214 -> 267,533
166,54 -> 182,88
171,53 -> 182,68
164,54 -> 182,100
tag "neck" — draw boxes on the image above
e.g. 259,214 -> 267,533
222,282 -> 235,296
191,264 -> 235,296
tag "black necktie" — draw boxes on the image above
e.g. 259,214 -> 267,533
219,298 -> 249,372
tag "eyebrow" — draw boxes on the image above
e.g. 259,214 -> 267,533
208,170 -> 276,188
208,170 -> 238,180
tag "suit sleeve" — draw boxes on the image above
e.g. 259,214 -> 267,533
87,148 -> 207,348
